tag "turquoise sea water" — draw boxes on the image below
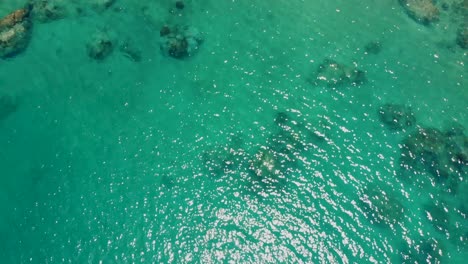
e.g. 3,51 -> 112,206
0,0 -> 467,263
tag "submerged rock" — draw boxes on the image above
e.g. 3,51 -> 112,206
400,238 -> 445,264
274,112 -> 324,148
312,59 -> 366,87
364,41 -> 382,55
201,147 -> 239,177
175,1 -> 185,10
274,111 -> 290,126
400,126 -> 467,183
30,0 -> 67,22
160,24 -> 203,59
423,201 -> 451,234
249,147 -> 285,185
119,39 -> 142,62
91,0 -> 117,11
201,135 -> 247,178
359,184 -> 405,228
0,95 -> 18,121
378,103 -> 416,131
0,7 -> 32,58
86,31 -> 114,60
456,25 -> 468,49
399,0 -> 440,25
458,181 -> 468,215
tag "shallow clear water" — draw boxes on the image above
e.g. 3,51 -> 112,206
0,0 -> 467,263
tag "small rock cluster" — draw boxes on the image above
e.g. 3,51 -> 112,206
375,99 -> 467,243
0,7 -> 32,58
2,1 -> 205,62
159,24 -> 203,59
376,100 -> 466,190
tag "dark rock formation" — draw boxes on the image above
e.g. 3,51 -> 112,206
0,7 -> 32,58
399,0 -> 440,25
86,31 -> 114,60
378,103 -> 416,131
160,24 -> 203,59
312,59 -> 366,87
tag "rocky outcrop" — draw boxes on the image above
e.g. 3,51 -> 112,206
399,0 -> 440,25
0,7 -> 32,58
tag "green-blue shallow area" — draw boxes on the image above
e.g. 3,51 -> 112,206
0,0 -> 467,263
